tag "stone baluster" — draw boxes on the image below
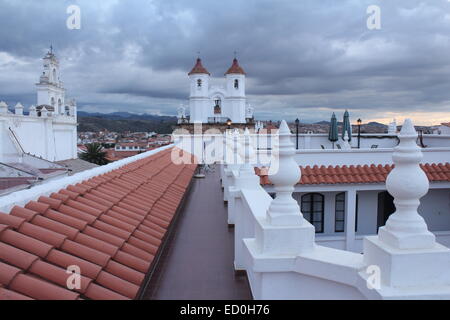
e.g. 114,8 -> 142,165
361,119 -> 450,296
231,129 -> 242,171
15,103 -> 24,116
29,105 -> 37,117
0,101 -> 8,114
342,132 -> 351,150
41,107 -> 48,118
378,118 -> 435,249
236,128 -> 259,188
253,120 -> 315,255
267,120 -> 305,226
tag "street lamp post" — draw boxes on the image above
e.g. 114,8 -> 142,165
295,118 -> 300,150
357,118 -> 362,149
227,118 -> 232,130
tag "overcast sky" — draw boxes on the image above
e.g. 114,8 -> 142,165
1,0 -> 450,125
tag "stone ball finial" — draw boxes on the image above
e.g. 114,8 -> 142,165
379,118 -> 435,249
267,120 -> 303,226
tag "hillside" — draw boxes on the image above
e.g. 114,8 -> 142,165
77,112 -> 177,134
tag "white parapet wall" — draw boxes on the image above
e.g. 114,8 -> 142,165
231,120 -> 450,300
0,144 -> 174,213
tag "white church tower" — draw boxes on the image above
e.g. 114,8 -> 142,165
188,58 -> 211,124
0,48 -> 77,163
225,58 -> 246,123
183,57 -> 252,126
36,48 -> 67,115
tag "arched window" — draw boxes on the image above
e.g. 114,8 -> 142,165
53,69 -> 57,82
51,97 -> 55,107
335,193 -> 345,232
234,79 -> 239,89
214,98 -> 222,114
301,193 -> 324,233
197,79 -> 202,88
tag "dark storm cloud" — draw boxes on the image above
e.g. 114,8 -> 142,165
0,0 -> 450,124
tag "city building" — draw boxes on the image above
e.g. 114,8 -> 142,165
0,118 -> 449,299
0,49 -> 78,163
0,49 -> 79,195
176,57 -> 254,133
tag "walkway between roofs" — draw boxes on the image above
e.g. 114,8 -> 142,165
143,165 -> 252,300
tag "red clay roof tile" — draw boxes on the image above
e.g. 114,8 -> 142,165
84,283 -> 129,300
0,261 -> 22,286
0,242 -> 39,270
0,213 -> 26,229
29,260 -> 92,294
25,201 -> 50,214
105,260 -> 145,286
10,206 -> 39,221
95,271 -> 139,299
9,273 -> 79,300
0,229 -> 53,258
256,162 -> 450,185
61,240 -> 111,267
0,147 -> 195,300
46,249 -> 102,279
38,196 -> 62,210
18,223 -> 67,248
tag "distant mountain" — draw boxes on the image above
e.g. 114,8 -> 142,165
366,122 -> 388,128
77,111 -> 177,134
314,121 -> 330,125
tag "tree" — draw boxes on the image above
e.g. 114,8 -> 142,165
79,143 -> 109,165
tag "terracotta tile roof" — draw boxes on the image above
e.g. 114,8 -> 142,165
255,163 -> 450,185
0,148 -> 196,300
225,58 -> 246,75
188,58 -> 210,76
441,123 -> 450,128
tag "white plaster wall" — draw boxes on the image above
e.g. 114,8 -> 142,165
249,271 -> 365,300
356,191 -> 379,236
0,114 -> 77,162
420,189 -> 450,232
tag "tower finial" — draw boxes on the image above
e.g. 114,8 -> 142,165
234,51 -> 237,59
50,44 -> 53,54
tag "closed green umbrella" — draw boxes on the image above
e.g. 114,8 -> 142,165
328,113 -> 338,149
342,110 -> 352,142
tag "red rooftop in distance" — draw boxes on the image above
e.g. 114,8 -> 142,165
255,163 -> 450,185
225,58 -> 246,75
188,58 -> 210,76
0,148 -> 196,300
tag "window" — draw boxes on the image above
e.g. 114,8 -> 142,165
234,79 -> 239,89
301,193 -> 324,233
335,193 -> 345,232
197,79 -> 202,88
355,194 -> 359,232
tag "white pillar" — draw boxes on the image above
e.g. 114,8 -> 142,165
379,119 -> 435,249
0,101 -> 8,114
14,103 -> 24,116
267,121 -> 305,226
345,189 -> 357,251
342,132 -> 351,150
360,119 -> 450,298
236,128 -> 259,188
255,120 -> 315,255
29,105 -> 37,117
